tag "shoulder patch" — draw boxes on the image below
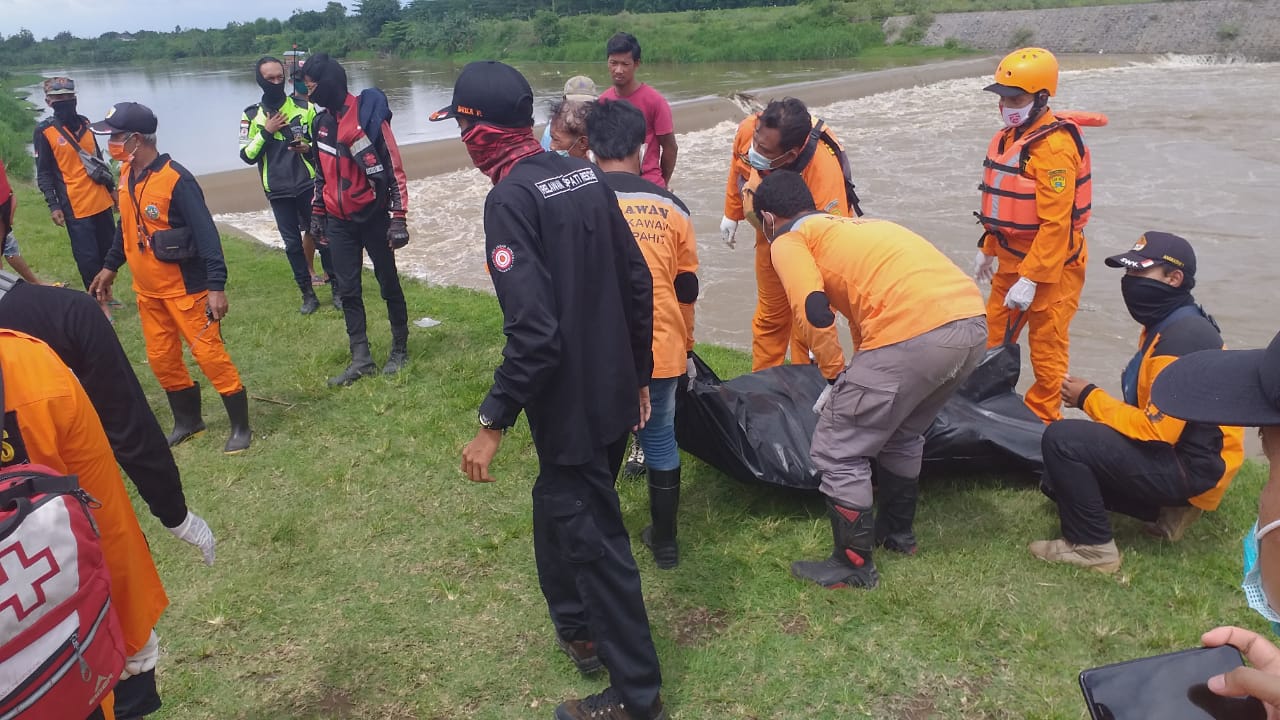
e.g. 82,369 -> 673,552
1047,168 -> 1068,193
1,411 -> 30,467
490,245 -> 514,273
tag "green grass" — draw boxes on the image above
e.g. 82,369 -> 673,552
0,72 -> 42,182
7,180 -> 1273,718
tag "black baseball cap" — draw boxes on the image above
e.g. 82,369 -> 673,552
89,102 -> 158,135
429,61 -> 534,128
1104,231 -> 1197,279
1151,330 -> 1280,427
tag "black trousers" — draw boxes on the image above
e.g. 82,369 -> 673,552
1041,419 -> 1216,545
269,191 -> 334,291
325,213 -> 406,342
532,433 -> 662,711
65,208 -> 115,289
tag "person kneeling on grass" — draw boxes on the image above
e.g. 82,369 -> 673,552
1032,232 -> 1244,574
751,170 -> 987,590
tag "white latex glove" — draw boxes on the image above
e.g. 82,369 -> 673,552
812,384 -> 833,415
121,630 -> 159,679
973,251 -> 996,283
719,215 -> 739,249
1003,277 -> 1037,311
686,355 -> 697,380
169,510 -> 216,566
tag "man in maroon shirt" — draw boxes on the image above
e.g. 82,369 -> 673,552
599,32 -> 678,188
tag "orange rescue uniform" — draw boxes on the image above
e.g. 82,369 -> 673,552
770,214 -> 986,379
105,155 -> 243,395
611,174 -> 698,379
0,329 -> 169,658
35,122 -> 114,221
725,114 -> 850,372
978,109 -> 1104,423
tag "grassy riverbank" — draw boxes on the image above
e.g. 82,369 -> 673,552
6,180 -> 1272,718
0,72 -> 42,181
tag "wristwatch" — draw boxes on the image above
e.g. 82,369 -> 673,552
478,410 -> 506,433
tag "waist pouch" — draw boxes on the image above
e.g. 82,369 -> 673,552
81,153 -> 115,187
149,227 -> 197,263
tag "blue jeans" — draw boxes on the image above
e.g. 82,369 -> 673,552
637,377 -> 679,471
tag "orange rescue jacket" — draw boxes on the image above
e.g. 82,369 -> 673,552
34,121 -> 114,220
978,110 -> 1106,283
0,329 -> 168,655
769,214 -> 986,379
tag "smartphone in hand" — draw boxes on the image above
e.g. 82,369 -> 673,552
1080,646 -> 1267,719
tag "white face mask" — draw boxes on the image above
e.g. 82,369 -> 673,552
1000,100 -> 1034,128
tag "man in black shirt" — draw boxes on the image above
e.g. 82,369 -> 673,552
437,61 -> 665,720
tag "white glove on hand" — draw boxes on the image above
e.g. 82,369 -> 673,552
973,251 -> 996,283
719,215 -> 739,249
686,355 -> 697,380
169,510 -> 216,566
121,630 -> 159,679
1003,277 -> 1037,311
812,384 -> 833,415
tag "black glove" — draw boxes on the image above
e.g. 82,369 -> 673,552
309,212 -> 328,247
388,217 -> 409,250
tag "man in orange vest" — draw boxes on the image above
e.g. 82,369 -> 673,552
752,170 -> 986,590
33,78 -> 116,312
87,103 -> 252,455
721,98 -> 858,373
1,328 -> 171,719
974,48 -> 1106,424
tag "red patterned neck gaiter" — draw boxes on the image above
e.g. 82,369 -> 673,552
462,123 -> 544,185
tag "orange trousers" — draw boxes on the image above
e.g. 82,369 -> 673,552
986,261 -> 1086,423
136,291 -> 243,395
752,238 -> 811,371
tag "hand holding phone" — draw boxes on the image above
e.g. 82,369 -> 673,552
1080,645 -> 1267,719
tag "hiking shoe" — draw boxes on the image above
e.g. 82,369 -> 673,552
555,635 -> 603,675
1144,505 -> 1203,542
622,438 -> 645,478
1028,538 -> 1122,574
555,687 -> 665,720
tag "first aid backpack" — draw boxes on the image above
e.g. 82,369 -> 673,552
0,465 -> 124,719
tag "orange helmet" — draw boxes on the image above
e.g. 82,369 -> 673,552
987,47 -> 1059,97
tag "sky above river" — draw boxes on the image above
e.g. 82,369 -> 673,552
5,0 -> 336,40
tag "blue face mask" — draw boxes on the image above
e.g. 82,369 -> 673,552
747,145 -> 777,172
553,149 -> 571,158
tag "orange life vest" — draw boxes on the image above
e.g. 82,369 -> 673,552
977,110 -> 1107,250
38,123 -> 113,220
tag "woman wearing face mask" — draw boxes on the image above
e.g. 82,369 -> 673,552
973,48 -> 1108,426
546,97 -> 593,160
1029,231 -> 1245,574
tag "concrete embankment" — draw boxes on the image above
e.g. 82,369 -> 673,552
201,57 -> 997,213
885,0 -> 1280,59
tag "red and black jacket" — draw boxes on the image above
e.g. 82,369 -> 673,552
311,92 -> 408,223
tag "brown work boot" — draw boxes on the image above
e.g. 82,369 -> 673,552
1144,505 -> 1204,542
555,635 -> 603,675
1028,538 -> 1122,574
555,688 -> 665,720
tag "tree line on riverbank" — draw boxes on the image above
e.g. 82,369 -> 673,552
0,0 -> 1162,66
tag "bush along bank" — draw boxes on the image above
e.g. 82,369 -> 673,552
0,72 -> 41,182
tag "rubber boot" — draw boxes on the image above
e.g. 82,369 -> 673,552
791,499 -> 879,589
328,337 -> 378,387
383,324 -> 409,375
299,285 -> 320,315
164,383 -> 205,447
641,467 -> 681,569
875,469 -> 920,555
221,388 -> 252,454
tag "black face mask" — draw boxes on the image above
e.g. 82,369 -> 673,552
51,99 -> 79,126
304,53 -> 348,111
258,74 -> 287,109
1121,274 -> 1193,327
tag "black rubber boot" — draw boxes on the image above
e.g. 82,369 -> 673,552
328,337 -> 378,387
875,469 -> 920,555
641,467 -> 681,570
164,383 -> 205,447
383,324 -> 409,375
299,286 -> 320,315
790,499 -> 879,590
221,388 -> 252,454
